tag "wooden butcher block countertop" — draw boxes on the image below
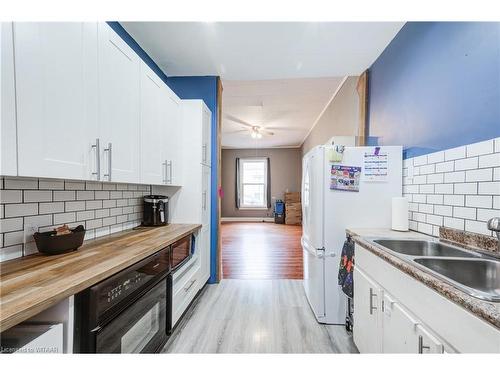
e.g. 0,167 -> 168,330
0,224 -> 201,332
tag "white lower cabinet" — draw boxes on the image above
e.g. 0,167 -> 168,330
354,243 -> 500,353
353,268 -> 383,353
171,256 -> 201,327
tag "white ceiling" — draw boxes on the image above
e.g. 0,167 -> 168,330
121,22 -> 404,148
222,78 -> 345,148
121,22 -> 404,80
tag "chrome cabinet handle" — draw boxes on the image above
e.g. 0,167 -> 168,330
369,288 -> 377,315
103,142 -> 112,181
418,335 -> 430,354
168,160 -> 174,184
202,144 -> 207,163
162,160 -> 167,183
91,138 -> 100,180
184,279 -> 196,292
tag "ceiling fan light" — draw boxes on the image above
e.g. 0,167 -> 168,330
256,133 -> 263,139
251,131 -> 258,139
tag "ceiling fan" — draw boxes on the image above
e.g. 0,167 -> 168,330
223,114 -> 276,139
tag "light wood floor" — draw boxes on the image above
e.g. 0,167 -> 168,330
162,279 -> 358,353
221,222 -> 303,279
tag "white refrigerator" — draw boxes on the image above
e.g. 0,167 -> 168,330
301,145 -> 402,324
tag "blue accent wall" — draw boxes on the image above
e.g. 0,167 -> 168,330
167,76 -> 220,284
368,22 -> 500,159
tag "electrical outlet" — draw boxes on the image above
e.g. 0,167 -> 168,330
24,225 -> 38,244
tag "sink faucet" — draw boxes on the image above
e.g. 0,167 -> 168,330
487,217 -> 500,252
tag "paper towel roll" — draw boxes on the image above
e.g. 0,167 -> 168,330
392,197 -> 409,231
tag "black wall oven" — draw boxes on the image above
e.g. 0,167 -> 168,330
74,247 -> 172,353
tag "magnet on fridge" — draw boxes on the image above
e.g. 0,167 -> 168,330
328,145 -> 345,162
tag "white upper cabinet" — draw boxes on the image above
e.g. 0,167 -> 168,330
139,62 -> 164,185
161,86 -> 182,186
98,23 -> 140,184
1,22 -> 18,176
14,22 -> 99,180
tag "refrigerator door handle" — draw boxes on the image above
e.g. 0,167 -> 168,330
301,237 -> 324,258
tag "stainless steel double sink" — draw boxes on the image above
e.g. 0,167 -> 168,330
369,239 -> 500,302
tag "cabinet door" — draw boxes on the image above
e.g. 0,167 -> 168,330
14,22 -> 99,180
353,267 -> 383,353
382,293 -> 420,353
1,22 -> 17,176
416,324 -> 444,354
201,106 -> 211,166
202,165 -> 211,227
161,87 -> 182,185
139,62 -> 164,185
98,23 -> 140,183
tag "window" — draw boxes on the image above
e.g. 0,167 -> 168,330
238,158 -> 268,209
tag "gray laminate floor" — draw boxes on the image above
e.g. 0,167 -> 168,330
162,279 -> 358,353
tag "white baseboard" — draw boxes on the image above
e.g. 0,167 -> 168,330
221,217 -> 274,223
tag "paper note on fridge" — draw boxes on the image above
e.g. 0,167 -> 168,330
330,165 -> 361,192
364,147 -> 389,182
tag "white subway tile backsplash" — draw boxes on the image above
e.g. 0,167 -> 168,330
413,194 -> 427,203
434,184 -> 454,194
86,200 -> 103,210
54,212 -> 76,225
478,181 -> 500,195
65,201 -> 86,212
39,202 -> 65,214
5,203 -> 38,218
419,184 -> 434,194
477,208 -> 500,222
444,217 -> 465,230
444,146 -> 466,161
0,190 -> 22,204
478,153 -> 500,168
465,195 -> 492,209
4,177 -> 38,190
465,168 -> 493,182
435,161 -> 454,173
454,183 -> 478,195
39,179 -> 64,190
54,190 -> 76,201
419,204 -> 434,214
418,222 -> 433,235
65,181 -> 85,190
0,218 -> 23,233
413,175 -> 427,184
434,205 -> 453,216
466,139 -> 494,157
427,174 -> 444,184
427,151 -> 444,164
77,191 -> 94,201
444,171 -> 465,183
454,157 -> 478,171
495,138 -> 500,153
427,195 -> 443,205
1,177 -> 152,262
426,214 -> 443,226
453,207 -> 476,220
443,195 -> 464,206
419,164 -> 435,175
494,196 -> 500,209
465,220 -> 491,236
494,167 -> 500,181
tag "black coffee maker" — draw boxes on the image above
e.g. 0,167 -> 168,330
142,195 -> 168,226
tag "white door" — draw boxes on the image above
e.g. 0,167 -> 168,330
139,62 -> 164,185
353,267 -> 383,353
162,87 -> 182,185
98,22 -> 140,183
202,165 -> 211,227
1,22 -> 17,176
201,105 -> 211,166
14,22 -> 99,180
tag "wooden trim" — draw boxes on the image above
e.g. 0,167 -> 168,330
356,70 -> 369,146
216,77 -> 223,282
